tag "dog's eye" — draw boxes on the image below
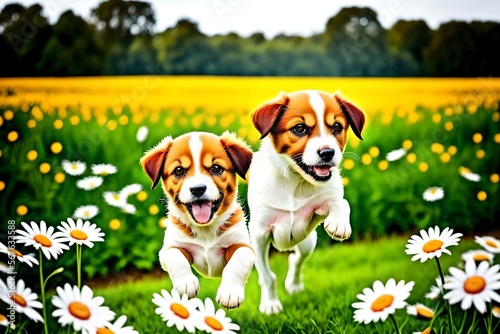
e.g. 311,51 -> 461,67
291,123 -> 309,137
333,122 -> 343,135
211,164 -> 224,175
173,166 -> 185,177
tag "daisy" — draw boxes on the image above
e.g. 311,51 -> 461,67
15,220 -> 69,260
406,303 -> 434,320
62,159 -> 86,176
443,258 -> 500,313
0,278 -> 43,323
0,241 -> 39,267
0,314 -> 8,327
57,218 -> 105,248
422,186 -> 444,201
73,205 -> 100,220
120,183 -> 143,198
425,276 -> 451,300
352,278 -> 415,324
413,328 -> 431,334
152,289 -> 200,333
121,203 -> 137,215
96,315 -> 139,334
52,284 -> 115,333
0,262 -> 12,274
76,176 -> 104,190
103,191 -> 127,208
195,297 -> 240,334
493,305 -> 500,318
91,163 -> 118,176
386,148 -> 406,162
475,236 -> 500,254
459,167 -> 481,182
405,226 -> 462,263
461,249 -> 494,264
136,125 -> 149,143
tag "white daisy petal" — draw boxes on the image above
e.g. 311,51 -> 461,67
0,278 -> 43,323
152,289 -> 200,333
62,160 -> 86,176
91,163 -> 118,176
57,218 -> 105,248
405,225 -> 462,263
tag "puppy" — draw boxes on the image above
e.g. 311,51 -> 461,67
140,131 -> 255,309
248,90 -> 365,314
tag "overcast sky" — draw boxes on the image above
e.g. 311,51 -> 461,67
4,0 -> 500,38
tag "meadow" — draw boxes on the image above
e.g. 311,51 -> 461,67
1,76 -> 500,333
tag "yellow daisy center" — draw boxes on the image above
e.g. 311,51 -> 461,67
430,188 -> 437,194
34,234 -> 52,247
463,275 -> 486,294
205,316 -> 224,330
473,254 -> 490,262
0,314 -> 6,322
96,328 -> 114,334
11,293 -> 27,307
89,182 -> 95,188
70,229 -> 88,240
170,302 -> 189,319
422,239 -> 443,253
485,240 -> 499,249
68,301 -> 91,320
83,210 -> 90,217
8,248 -> 23,257
371,294 -> 394,312
113,194 -> 120,201
416,306 -> 434,319
422,327 -> 431,334
71,164 -> 78,170
100,171 -> 108,176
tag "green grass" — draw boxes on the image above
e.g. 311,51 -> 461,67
90,236 -> 492,334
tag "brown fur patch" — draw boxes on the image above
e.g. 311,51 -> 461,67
224,243 -> 254,263
169,246 -> 193,265
171,216 -> 194,237
218,207 -> 244,234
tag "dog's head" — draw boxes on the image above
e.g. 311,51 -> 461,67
251,90 -> 365,185
140,131 -> 252,226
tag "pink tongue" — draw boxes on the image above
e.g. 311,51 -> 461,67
313,166 -> 331,176
191,201 -> 212,224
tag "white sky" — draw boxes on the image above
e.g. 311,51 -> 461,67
3,0 -> 500,38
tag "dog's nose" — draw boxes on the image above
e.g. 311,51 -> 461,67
190,184 -> 207,198
318,148 -> 335,162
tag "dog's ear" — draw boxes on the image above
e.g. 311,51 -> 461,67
220,131 -> 253,180
140,136 -> 173,189
334,93 -> 365,140
251,91 -> 289,139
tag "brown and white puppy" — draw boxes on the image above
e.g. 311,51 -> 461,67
140,131 -> 255,309
248,90 -> 365,314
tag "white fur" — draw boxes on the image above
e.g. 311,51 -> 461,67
157,133 -> 255,309
248,106 -> 352,314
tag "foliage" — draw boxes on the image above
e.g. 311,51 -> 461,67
1,1 -> 500,76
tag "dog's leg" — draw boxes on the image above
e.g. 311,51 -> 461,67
252,231 -> 283,314
216,244 -> 255,309
285,230 -> 317,294
159,247 -> 199,298
323,198 -> 351,241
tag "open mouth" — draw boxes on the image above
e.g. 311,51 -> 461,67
293,156 -> 333,181
185,195 -> 224,225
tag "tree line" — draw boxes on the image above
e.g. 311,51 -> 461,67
1,0 -> 499,77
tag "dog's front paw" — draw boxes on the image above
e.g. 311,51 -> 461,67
324,216 -> 351,241
259,299 -> 283,315
216,283 -> 245,309
173,275 -> 200,298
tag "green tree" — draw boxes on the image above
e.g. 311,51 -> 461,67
38,10 -> 103,76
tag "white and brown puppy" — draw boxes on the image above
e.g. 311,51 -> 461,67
140,131 -> 255,309
248,90 -> 365,314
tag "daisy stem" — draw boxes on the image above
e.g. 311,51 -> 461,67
435,257 -> 455,333
76,244 -> 82,288
389,314 -> 401,334
486,304 -> 493,334
465,310 -> 477,334
39,250 -> 49,334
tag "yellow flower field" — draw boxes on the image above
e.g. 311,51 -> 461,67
2,76 -> 500,115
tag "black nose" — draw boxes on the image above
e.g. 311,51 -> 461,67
318,148 -> 335,162
190,184 -> 207,198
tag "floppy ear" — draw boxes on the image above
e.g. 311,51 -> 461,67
334,93 -> 365,140
220,131 -> 253,180
140,136 -> 173,189
251,91 -> 290,139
